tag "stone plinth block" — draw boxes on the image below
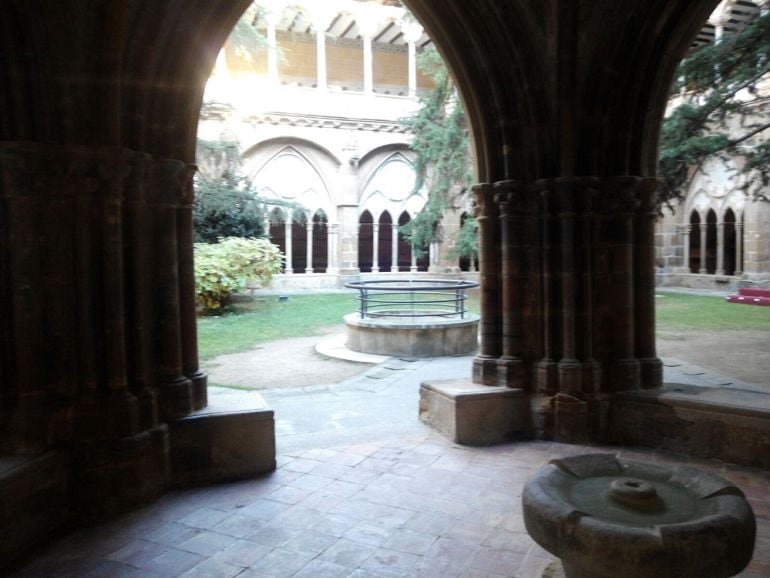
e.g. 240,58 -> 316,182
419,379 -> 531,445
0,452 -> 69,567
169,388 -> 275,486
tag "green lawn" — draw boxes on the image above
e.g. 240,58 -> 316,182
656,291 -> 770,331
197,289 -> 768,361
197,293 -> 358,360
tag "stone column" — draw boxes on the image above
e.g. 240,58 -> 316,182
716,219 -> 725,275
178,165 -> 207,409
327,223 -> 339,274
699,221 -> 708,273
536,185 -> 558,394
357,13 -> 379,94
266,9 -> 281,85
597,177 -> 642,392
735,219 -> 743,275
678,223 -> 691,272
391,223 -> 400,272
284,211 -> 293,274
304,219 -> 313,274
634,179 -> 664,389
372,223 -> 380,272
494,180 -> 527,388
147,159 -> 193,420
311,8 -> 337,91
402,21 -> 424,97
410,245 -> 418,272
472,183 -> 502,385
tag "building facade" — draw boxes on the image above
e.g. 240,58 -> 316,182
198,0 -> 475,290
655,0 -> 770,289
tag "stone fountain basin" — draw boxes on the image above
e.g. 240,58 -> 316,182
522,453 -> 755,578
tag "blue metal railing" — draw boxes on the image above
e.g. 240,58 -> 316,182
345,279 -> 479,320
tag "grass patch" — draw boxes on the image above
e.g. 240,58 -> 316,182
197,293 -> 357,360
656,291 -> 770,331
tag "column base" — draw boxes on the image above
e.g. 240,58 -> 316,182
638,357 -> 663,389
473,355 -> 500,385
497,356 -> 526,388
419,379 -> 532,445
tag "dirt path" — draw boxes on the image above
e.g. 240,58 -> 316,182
204,325 -> 770,391
203,325 -> 372,389
656,329 -> 770,387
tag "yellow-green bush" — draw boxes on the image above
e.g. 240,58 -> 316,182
195,237 -> 283,312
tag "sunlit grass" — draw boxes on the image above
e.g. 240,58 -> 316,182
198,289 -> 765,361
655,290 -> 770,331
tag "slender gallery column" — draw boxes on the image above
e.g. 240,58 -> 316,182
679,223 -> 691,272
357,13 -> 378,94
494,180 -> 526,388
402,21 -> 423,97
716,219 -> 725,275
634,178 -> 663,389
305,220 -> 314,274
310,7 -> 336,91
472,183 -> 502,385
327,223 -> 339,274
699,221 -> 708,273
266,9 -> 280,84
147,159 -> 192,419
178,165 -> 207,409
391,223 -> 399,272
735,219 -> 744,275
284,211 -> 293,274
410,245 -> 418,272
536,184 -> 558,394
372,223 -> 380,272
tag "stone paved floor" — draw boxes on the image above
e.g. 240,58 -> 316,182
6,353 -> 770,577
7,435 -> 769,577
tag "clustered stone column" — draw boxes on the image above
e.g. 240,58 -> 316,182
0,142 -> 204,510
471,176 -> 663,440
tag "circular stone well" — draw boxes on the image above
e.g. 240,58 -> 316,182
344,278 -> 479,358
522,453 -> 755,578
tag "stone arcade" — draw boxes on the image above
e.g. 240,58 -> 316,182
1,0 -> 766,569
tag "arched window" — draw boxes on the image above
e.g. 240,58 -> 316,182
358,210 -> 374,273
689,211 -> 701,273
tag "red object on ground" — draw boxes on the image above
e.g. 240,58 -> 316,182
725,287 -> 770,306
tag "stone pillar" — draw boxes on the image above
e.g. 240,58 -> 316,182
472,183 -> 502,385
494,180 -> 527,388
372,222 -> 380,272
716,219 -> 725,275
284,211 -> 293,274
305,219 -> 314,274
178,165 -> 207,409
410,245 -> 418,272
311,8 -> 336,91
357,13 -> 378,94
699,221 -> 708,273
679,223 -> 691,272
147,159 -> 193,420
735,219 -> 743,275
391,223 -> 399,272
635,180 -> 664,389
402,21 -> 424,97
327,223 -> 339,274
266,9 -> 280,85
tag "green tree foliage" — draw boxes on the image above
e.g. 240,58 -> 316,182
194,171 -> 268,243
660,4 -> 770,206
195,237 -> 283,312
402,46 -> 474,257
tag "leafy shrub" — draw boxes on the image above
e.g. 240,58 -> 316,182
195,237 -> 283,312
